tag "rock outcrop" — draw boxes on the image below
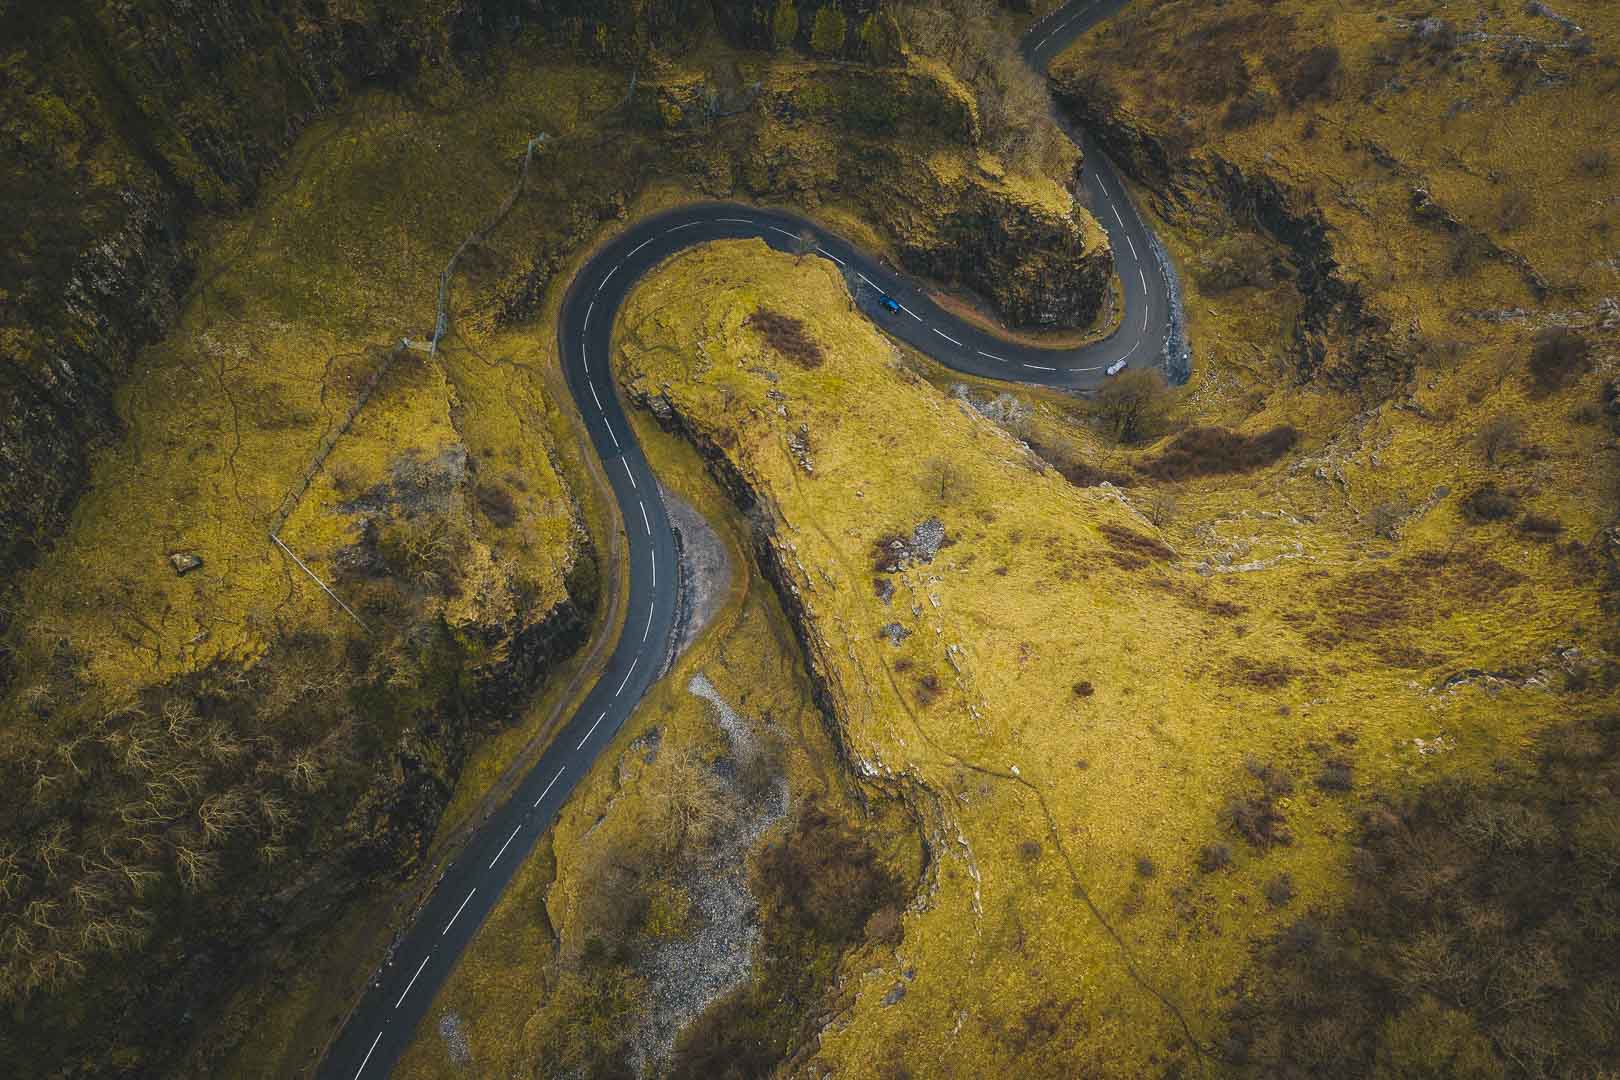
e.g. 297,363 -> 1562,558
1049,66 -> 1408,393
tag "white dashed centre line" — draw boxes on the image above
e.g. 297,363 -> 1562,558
639,500 -> 651,534
630,238 -> 653,256
533,767 -> 565,808
581,347 -> 589,374
621,458 -> 637,489
396,954 -> 430,1008
1023,363 -> 1057,372
898,303 -> 921,321
666,222 -> 697,234
589,382 -> 603,411
353,1032 -> 382,1080
488,824 -> 522,869
615,657 -> 640,698
1111,204 -> 1125,228
816,246 -> 846,266
977,349 -> 1007,362
598,264 -> 619,292
1127,235 -> 1138,259
443,888 -> 476,937
858,272 -> 878,288
577,711 -> 607,750
769,225 -> 800,241
933,328 -> 964,347
643,601 -> 655,642
583,301 -> 593,333
605,419 -> 620,449
651,548 -> 657,588
717,217 -> 753,224
1138,268 -> 1148,292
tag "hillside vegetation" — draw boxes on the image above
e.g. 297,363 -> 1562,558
396,419 -> 921,1079
0,1 -> 1109,1075
1045,1 -> 1620,1070
601,228 -> 1612,1073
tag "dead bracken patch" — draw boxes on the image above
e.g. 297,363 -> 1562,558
1099,523 -> 1175,570
745,309 -> 823,368
1229,657 -> 1296,689
1138,425 -> 1298,481
1315,547 -> 1525,642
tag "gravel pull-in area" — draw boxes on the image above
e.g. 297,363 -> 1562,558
663,486 -> 733,660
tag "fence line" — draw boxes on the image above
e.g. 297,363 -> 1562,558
269,532 -> 370,631
430,133 -> 550,355
264,132 -> 551,627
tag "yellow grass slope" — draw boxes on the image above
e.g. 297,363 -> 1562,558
608,239 -> 1604,1075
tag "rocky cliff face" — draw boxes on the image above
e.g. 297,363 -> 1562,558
650,54 -> 1113,332
890,158 -> 1113,328
1049,68 -> 1407,393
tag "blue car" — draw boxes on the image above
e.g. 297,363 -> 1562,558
879,295 -> 901,314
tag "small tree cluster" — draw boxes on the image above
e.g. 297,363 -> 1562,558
810,5 -> 846,56
1528,326 -> 1591,394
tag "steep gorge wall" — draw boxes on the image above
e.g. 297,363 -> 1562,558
1049,69 -> 1407,393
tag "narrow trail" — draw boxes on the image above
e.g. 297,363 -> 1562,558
318,2 -> 1189,1075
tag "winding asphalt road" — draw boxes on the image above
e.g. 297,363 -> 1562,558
317,2 -> 1171,1076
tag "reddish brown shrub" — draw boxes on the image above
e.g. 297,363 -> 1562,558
1461,484 -> 1518,523
1518,513 -> 1564,540
746,308 -> 824,368
1528,326 -> 1590,393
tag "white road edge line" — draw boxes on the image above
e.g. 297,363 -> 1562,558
597,264 -> 619,292
488,824 -> 522,869
533,767 -> 564,808
396,954 -> 431,1008
615,657 -> 640,698
621,458 -> 636,489
933,328 -> 964,347
589,382 -> 603,411
816,246 -> 845,266
977,349 -> 1006,362
605,419 -> 620,449
577,711 -> 607,750
442,888 -> 476,937
639,500 -> 651,534
353,1032 -> 383,1080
